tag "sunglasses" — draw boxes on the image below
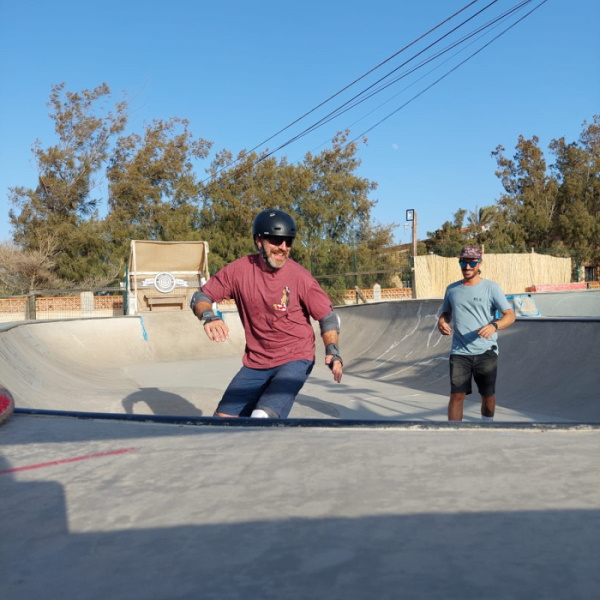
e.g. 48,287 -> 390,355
459,260 -> 480,268
263,235 -> 294,247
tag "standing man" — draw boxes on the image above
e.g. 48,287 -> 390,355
437,245 -> 515,422
191,208 -> 343,419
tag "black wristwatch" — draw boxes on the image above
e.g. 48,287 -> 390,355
491,322 -> 499,330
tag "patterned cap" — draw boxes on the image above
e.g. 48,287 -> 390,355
459,245 -> 482,259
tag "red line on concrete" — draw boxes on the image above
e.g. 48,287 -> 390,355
0,447 -> 137,474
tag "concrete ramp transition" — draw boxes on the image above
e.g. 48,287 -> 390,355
1,293 -> 599,423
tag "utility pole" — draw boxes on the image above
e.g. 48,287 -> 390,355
406,209 -> 417,298
406,209 -> 417,256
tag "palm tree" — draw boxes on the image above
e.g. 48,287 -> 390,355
468,205 -> 496,234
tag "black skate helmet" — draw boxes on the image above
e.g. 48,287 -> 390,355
252,209 -> 297,239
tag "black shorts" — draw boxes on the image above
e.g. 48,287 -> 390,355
449,350 -> 498,396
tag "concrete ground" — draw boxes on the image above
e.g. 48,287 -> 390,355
1,291 -> 600,599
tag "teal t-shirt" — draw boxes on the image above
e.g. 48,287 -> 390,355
441,279 -> 511,356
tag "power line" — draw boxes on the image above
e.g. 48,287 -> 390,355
240,0 -> 488,159
350,0 -> 549,143
203,0 -> 493,183
271,0 -> 535,151
311,1 -> 534,130
205,0 -> 547,185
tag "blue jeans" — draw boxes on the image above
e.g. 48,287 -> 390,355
215,359 -> 315,418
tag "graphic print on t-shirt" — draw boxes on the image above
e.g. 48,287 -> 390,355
273,286 -> 290,311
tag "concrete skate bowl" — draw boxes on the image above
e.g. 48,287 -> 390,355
0,312 -> 246,420
1,294 -> 599,424
335,300 -> 600,423
529,289 -> 600,317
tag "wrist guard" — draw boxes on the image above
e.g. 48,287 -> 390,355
201,310 -> 222,325
326,343 -> 343,369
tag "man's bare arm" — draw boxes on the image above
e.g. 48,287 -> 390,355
438,310 -> 452,335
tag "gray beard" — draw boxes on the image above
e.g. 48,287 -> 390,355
260,247 -> 286,270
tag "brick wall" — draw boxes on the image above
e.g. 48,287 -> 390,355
0,295 -> 124,322
0,298 -> 27,313
343,287 -> 412,304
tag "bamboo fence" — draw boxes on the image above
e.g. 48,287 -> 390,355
414,253 -> 572,298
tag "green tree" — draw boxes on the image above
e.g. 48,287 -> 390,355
106,117 -> 211,266
426,209 -> 469,256
295,132 -> 399,292
467,205 -> 495,235
491,135 -> 559,250
297,132 -> 378,244
8,83 -> 127,283
200,148 -> 303,271
480,208 -> 529,253
550,116 -> 600,266
200,131 -> 401,296
464,205 -> 526,252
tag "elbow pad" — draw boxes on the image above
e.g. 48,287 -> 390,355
319,311 -> 340,335
190,289 -> 214,311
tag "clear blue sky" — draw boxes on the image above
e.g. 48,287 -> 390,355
1,0 -> 598,244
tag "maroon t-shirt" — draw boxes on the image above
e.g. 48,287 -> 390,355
202,254 -> 333,369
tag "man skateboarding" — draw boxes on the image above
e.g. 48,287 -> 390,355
191,208 -> 343,419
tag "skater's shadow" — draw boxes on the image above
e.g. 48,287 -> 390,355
122,387 -> 203,417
